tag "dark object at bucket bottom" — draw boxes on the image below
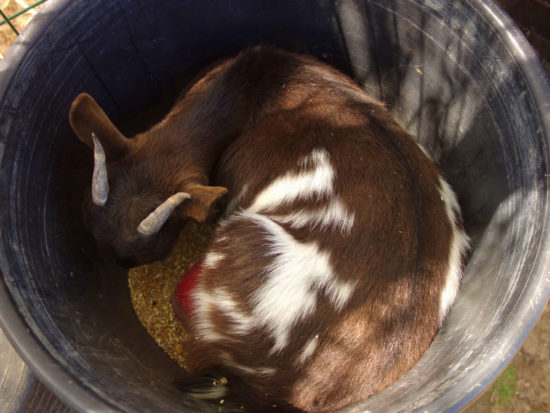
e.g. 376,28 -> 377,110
0,0 -> 549,412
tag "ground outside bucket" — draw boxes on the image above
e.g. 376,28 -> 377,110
1,0 -> 550,412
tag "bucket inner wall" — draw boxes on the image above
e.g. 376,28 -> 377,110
0,0 -> 548,411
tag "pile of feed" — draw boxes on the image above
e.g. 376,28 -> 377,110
128,220 -> 215,368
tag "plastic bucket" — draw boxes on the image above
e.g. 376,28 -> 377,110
1,0 -> 549,411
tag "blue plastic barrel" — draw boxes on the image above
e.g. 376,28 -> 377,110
0,0 -> 549,411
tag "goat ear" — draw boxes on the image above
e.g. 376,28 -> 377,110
69,93 -> 133,160
182,185 -> 228,223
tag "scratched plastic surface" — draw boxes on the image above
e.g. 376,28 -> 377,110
0,0 -> 549,412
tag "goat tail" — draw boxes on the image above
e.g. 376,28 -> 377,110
175,373 -> 303,412
175,373 -> 229,400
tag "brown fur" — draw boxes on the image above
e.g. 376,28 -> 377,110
69,46 -> 464,411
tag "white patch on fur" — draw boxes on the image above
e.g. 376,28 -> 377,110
240,211 -> 356,353
296,335 -> 320,365
203,252 -> 225,269
325,278 -> 358,311
270,197 -> 355,234
214,287 -> 255,335
193,288 -> 233,343
247,149 -> 334,214
220,352 -> 276,376
438,177 -> 470,322
300,147 -> 330,167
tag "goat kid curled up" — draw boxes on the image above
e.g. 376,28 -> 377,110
69,46 -> 468,412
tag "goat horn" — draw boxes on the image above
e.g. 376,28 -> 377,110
91,133 -> 109,206
137,192 -> 191,237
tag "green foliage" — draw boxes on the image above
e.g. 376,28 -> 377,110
490,365 -> 518,407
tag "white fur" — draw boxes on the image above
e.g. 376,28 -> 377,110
193,288 -> 234,343
247,148 -> 334,214
269,197 -> 355,234
438,177 -> 470,322
325,277 -> 358,311
213,287 -> 256,335
203,251 -> 225,269
296,335 -> 320,365
196,148 -> 358,355
220,352 -> 276,376
241,211 -> 356,353
300,147 -> 331,167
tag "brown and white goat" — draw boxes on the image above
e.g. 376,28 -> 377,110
69,46 -> 468,412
